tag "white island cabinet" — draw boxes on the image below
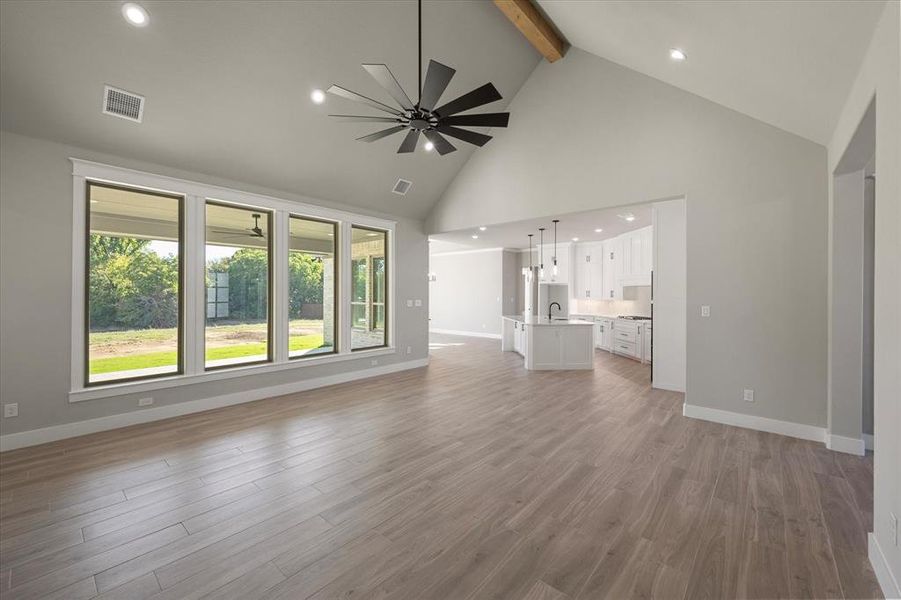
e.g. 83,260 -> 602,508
501,316 -> 594,370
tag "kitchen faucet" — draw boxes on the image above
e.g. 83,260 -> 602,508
548,302 -> 562,321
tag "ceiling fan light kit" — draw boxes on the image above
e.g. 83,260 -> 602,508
326,0 -> 510,155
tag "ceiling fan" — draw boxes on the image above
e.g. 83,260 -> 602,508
326,0 -> 510,155
209,213 -> 265,239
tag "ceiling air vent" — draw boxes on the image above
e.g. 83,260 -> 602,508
392,178 -> 412,196
102,85 -> 144,123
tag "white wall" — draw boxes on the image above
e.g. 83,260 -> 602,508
826,1 -> 900,593
427,48 -> 829,431
0,131 -> 430,441
428,249 -> 505,337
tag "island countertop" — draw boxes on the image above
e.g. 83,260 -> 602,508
502,315 -> 595,327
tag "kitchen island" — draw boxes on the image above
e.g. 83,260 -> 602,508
501,315 -> 595,370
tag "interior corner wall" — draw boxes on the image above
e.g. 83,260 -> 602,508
826,1 -> 901,592
426,47 -> 829,431
428,249 -> 504,336
829,170 -> 865,440
0,131 -> 430,438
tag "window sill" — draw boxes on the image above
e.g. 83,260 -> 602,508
69,347 -> 396,403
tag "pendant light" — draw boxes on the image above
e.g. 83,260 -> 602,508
538,227 -> 545,279
552,219 -> 559,278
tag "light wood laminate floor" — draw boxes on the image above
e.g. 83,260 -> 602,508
0,334 -> 880,599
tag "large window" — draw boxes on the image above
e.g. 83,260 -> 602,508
74,162 -> 397,396
351,226 -> 388,350
289,216 -> 337,358
205,202 -> 271,369
86,182 -> 183,384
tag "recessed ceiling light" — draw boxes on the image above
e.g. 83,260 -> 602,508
424,141 -> 435,152
618,213 -> 636,222
594,228 -> 603,233
310,89 -> 326,104
572,237 -> 579,242
479,226 -> 487,231
122,3 -> 149,27
471,235 -> 479,239
669,48 -> 686,61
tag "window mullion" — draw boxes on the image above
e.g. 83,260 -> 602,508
339,222 -> 352,354
184,195 -> 205,375
273,211 -> 289,363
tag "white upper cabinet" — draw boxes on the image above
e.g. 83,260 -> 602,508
602,238 -> 621,300
571,226 -> 652,301
618,226 -> 652,286
573,242 -> 603,299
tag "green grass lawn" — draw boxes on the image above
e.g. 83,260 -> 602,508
90,334 -> 327,374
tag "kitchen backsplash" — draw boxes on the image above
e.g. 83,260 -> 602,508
571,285 -> 651,317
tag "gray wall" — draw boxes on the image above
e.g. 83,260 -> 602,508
862,173 -> 874,437
428,249 -> 503,335
0,131 -> 429,436
829,170 -> 865,439
427,48 -> 829,429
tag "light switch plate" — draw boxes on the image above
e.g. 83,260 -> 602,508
3,403 -> 18,418
743,389 -> 754,402
414,299 -> 422,307
701,305 -> 711,317
406,299 -> 413,308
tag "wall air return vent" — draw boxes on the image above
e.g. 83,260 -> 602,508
392,178 -> 412,196
102,85 -> 145,123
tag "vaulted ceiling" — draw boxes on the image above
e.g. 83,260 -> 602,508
1,1 -> 886,225
536,0 -> 885,145
0,1 -> 541,219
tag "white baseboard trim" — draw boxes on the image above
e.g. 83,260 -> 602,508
826,433 -> 866,456
682,403 -> 826,443
0,358 -> 429,452
429,328 -> 502,340
863,433 -> 874,451
869,532 -> 901,600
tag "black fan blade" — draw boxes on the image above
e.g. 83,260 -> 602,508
327,85 -> 403,116
362,64 -> 414,111
433,83 -> 502,117
397,129 -> 420,153
329,115 -> 402,123
419,60 -> 456,111
356,125 -> 406,142
440,112 -> 509,128
435,126 -> 492,147
422,130 -> 457,155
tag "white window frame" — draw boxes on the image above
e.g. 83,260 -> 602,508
69,158 -> 396,403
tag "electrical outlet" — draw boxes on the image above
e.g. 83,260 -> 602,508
891,512 -> 898,547
406,346 -> 412,355
370,359 -> 378,366
701,305 -> 711,317
414,299 -> 422,307
743,389 -> 755,402
3,403 -> 18,418
138,397 -> 154,407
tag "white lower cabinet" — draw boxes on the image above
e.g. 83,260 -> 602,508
512,321 -> 523,355
611,320 -> 642,361
596,318 -> 613,350
640,323 -> 652,363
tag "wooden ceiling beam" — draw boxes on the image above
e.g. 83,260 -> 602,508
493,0 -> 567,63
